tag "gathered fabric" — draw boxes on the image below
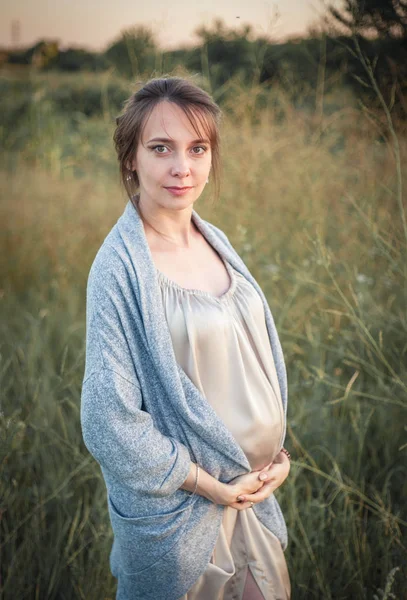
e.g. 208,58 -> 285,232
80,200 -> 289,600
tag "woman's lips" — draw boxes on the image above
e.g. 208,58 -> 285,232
164,187 -> 193,196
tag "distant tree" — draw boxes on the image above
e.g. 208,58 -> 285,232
7,40 -> 59,67
186,18 -> 270,90
104,25 -> 159,78
54,48 -> 109,72
327,0 -> 407,39
323,1 -> 407,119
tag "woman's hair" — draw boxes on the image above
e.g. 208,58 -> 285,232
113,76 -> 223,203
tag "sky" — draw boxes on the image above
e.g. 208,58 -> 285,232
1,0 -> 329,52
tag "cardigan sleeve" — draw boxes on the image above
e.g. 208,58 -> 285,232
80,243 -> 192,498
80,367 -> 192,497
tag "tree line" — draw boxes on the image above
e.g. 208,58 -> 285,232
2,1 -> 406,119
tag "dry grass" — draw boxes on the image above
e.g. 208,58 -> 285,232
0,70 -> 406,599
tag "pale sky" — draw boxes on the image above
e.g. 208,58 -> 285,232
1,0 -> 328,52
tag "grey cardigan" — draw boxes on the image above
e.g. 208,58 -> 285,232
80,199 -> 289,600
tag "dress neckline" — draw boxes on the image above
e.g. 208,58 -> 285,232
156,256 -> 237,303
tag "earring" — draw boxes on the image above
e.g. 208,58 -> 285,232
126,170 -> 133,182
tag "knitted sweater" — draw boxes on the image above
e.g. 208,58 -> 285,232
80,199 -> 289,600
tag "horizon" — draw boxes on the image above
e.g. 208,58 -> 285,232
1,0 -> 328,52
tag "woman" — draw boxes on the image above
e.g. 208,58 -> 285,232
80,76 -> 291,600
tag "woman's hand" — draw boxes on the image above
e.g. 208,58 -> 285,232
216,469 -> 270,510
233,450 -> 291,509
217,450 -> 290,511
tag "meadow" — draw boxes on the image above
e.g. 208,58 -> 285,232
1,64 -> 406,599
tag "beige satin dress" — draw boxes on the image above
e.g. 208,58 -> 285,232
156,255 -> 291,600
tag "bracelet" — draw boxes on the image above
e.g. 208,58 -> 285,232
281,447 -> 291,461
188,463 -> 200,497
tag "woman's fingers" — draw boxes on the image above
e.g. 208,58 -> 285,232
229,500 -> 256,511
238,480 -> 276,504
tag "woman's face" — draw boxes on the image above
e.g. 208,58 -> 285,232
131,100 -> 212,212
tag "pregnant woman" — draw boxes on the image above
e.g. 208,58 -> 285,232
80,76 -> 292,600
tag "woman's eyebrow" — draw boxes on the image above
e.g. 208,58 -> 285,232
146,137 -> 210,144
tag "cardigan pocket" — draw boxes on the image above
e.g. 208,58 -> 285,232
108,489 -> 199,576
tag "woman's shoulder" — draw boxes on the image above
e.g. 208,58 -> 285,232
198,215 -> 233,250
87,225 -> 134,295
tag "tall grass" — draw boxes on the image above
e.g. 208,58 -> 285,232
1,64 -> 406,599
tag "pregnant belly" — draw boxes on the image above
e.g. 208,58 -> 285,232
234,412 -> 283,471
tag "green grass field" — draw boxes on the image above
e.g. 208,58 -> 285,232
1,68 -> 406,599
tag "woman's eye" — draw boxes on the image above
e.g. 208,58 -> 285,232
150,145 -> 207,155
192,146 -> 207,154
152,145 -> 168,153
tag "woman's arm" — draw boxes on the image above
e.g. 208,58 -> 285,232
81,245 -> 193,499
81,367 -> 192,497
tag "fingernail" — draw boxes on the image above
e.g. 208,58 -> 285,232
259,473 -> 267,480
237,496 -> 244,501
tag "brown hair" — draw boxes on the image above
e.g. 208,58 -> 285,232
113,76 -> 223,204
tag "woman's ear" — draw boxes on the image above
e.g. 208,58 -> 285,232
125,156 -> 137,171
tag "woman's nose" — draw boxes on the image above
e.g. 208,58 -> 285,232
171,157 -> 191,178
